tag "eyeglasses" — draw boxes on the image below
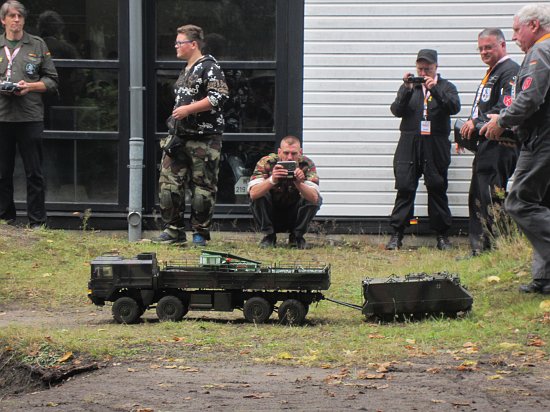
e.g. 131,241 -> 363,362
174,40 -> 193,47
477,44 -> 498,52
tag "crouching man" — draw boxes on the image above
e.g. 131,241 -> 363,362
247,135 -> 321,249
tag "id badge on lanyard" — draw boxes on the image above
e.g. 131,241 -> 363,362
420,89 -> 431,136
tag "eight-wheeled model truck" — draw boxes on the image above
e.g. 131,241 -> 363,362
88,250 -> 330,325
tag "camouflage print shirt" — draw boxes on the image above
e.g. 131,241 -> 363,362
248,153 -> 321,207
167,54 -> 229,136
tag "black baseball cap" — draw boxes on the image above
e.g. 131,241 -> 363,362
416,49 -> 438,64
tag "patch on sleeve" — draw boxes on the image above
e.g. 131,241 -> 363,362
529,60 -> 537,65
503,95 -> 513,107
522,77 -> 532,91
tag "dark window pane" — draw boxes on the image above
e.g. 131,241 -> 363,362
217,141 -> 274,205
23,0 -> 119,60
157,69 -> 275,134
15,139 -> 118,203
156,0 -> 275,61
44,69 -> 118,131
77,140 -> 118,202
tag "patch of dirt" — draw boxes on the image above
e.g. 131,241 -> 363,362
1,306 -> 550,411
1,354 -> 549,411
0,224 -> 41,250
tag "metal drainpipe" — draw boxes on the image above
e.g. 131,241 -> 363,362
127,0 -> 144,241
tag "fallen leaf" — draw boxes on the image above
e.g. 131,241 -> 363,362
127,368 -> 137,372
488,375 -> 503,380
164,365 -> 178,369
46,402 -> 59,407
357,371 -> 386,380
431,399 -> 446,404
278,352 -> 294,360
540,300 -> 550,311
57,351 -> 73,363
406,339 -> 416,344
527,338 -> 546,347
42,273 -> 52,278
426,367 -> 441,374
266,372 -> 278,376
486,276 -> 500,283
369,334 -> 385,339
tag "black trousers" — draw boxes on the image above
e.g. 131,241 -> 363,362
468,140 -> 518,251
0,121 -> 46,225
389,134 -> 452,234
250,192 -> 320,237
505,134 -> 550,281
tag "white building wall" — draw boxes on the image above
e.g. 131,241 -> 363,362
303,0 -> 525,219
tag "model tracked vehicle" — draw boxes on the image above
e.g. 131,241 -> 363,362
88,250 -> 330,325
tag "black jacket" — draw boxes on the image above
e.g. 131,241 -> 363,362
390,75 -> 461,137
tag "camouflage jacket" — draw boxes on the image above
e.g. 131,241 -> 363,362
248,153 -> 320,206
167,54 -> 229,137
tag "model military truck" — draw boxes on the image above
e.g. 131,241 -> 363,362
88,250 -> 330,325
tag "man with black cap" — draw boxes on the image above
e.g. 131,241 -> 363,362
386,49 -> 461,250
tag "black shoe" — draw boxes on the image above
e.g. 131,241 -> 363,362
519,279 -> 550,294
436,235 -> 452,250
289,234 -> 307,249
152,229 -> 187,245
385,233 -> 403,250
259,233 -> 276,248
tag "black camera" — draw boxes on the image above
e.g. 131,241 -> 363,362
406,76 -> 426,84
277,161 -> 296,179
0,81 -> 20,93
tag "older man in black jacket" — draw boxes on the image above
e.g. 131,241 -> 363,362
386,49 -> 461,251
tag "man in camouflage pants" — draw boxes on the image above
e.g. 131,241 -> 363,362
154,24 -> 228,246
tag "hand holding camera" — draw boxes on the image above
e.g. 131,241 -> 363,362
275,161 -> 297,179
0,81 -> 20,94
406,75 -> 426,84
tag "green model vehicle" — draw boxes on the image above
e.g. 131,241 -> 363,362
88,250 -> 331,325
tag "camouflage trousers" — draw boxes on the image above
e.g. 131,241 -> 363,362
158,134 -> 222,239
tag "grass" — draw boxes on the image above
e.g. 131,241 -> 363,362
0,224 -> 548,368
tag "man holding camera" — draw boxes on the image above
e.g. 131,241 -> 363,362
0,1 -> 58,228
247,135 -> 321,249
458,28 -> 519,258
386,49 -> 460,250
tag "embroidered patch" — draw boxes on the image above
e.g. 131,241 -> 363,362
481,87 -> 491,102
28,53 -> 37,58
25,63 -> 36,76
522,77 -> 532,90
503,95 -> 513,107
529,60 -> 537,65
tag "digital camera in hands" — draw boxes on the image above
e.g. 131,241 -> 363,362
406,76 -> 426,84
277,161 -> 297,179
0,81 -> 20,93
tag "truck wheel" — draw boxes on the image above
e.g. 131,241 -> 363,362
156,295 -> 187,322
278,299 -> 307,325
243,297 -> 273,323
112,297 -> 142,324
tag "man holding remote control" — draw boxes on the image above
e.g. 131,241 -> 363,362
247,135 -> 321,249
0,1 -> 58,229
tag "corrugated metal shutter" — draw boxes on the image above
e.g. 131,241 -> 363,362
304,0 -> 524,218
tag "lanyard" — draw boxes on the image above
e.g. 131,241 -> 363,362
535,33 -> 550,44
4,45 -> 21,81
470,67 -> 492,118
422,87 -> 431,120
